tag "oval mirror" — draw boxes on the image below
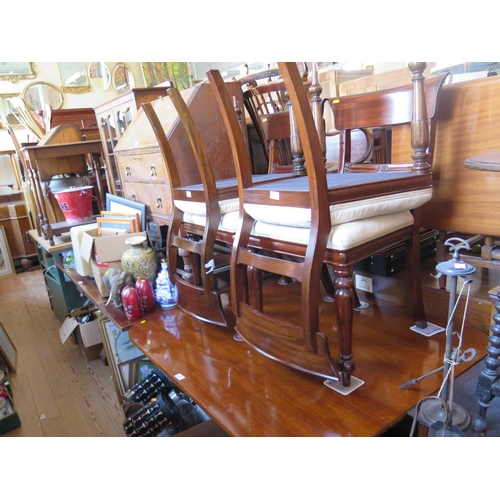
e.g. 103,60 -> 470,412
21,81 -> 64,112
112,63 -> 135,95
88,62 -> 111,92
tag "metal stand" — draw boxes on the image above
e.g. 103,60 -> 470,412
404,238 -> 477,434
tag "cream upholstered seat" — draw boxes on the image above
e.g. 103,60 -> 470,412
208,62 -> 448,387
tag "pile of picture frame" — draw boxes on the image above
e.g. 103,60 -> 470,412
96,211 -> 141,237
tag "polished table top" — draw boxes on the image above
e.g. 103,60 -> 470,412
127,280 -> 488,437
53,247 -> 488,436
464,151 -> 500,171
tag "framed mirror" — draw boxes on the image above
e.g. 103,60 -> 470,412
112,63 -> 134,95
0,94 -> 22,129
0,62 -> 36,83
88,62 -> 111,92
21,82 -> 63,113
58,62 -> 91,93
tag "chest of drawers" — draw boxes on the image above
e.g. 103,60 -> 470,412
94,88 -> 171,197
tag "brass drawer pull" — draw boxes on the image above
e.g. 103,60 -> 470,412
125,166 -> 131,176
150,165 -> 156,177
132,194 -> 137,202
156,197 -> 162,209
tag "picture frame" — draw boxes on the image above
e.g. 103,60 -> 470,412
128,356 -> 157,387
105,193 -> 146,232
140,62 -> 191,90
96,217 -> 135,237
0,322 -> 17,373
0,226 -> 15,280
97,316 -> 143,397
100,211 -> 140,233
58,62 -> 91,94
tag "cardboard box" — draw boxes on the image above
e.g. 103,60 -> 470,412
78,320 -> 102,348
58,315 -> 103,361
80,229 -> 148,297
76,328 -> 103,361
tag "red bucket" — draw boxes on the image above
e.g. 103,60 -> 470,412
53,186 -> 94,224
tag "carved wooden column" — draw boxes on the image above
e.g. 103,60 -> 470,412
408,62 -> 430,172
310,62 -> 326,165
288,98 -> 305,175
472,287 -> 500,433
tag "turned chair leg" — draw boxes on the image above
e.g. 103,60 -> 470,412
333,266 -> 356,386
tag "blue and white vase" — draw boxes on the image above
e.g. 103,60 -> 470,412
155,261 -> 178,309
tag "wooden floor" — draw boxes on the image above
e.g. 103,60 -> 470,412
1,253 -> 499,437
0,267 -> 125,437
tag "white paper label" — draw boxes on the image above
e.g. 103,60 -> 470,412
270,191 -> 280,200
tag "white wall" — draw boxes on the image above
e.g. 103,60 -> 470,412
0,62 -> 145,150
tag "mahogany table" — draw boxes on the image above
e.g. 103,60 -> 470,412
464,151 -> 500,172
127,283 -> 487,437
53,234 -> 488,436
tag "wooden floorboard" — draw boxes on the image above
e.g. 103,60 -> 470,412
1,268 -> 124,437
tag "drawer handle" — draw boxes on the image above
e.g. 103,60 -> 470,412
125,166 -> 131,176
150,165 -> 156,177
156,197 -> 162,209
132,194 -> 137,202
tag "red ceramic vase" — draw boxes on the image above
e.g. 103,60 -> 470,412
121,285 -> 142,321
135,278 -> 156,312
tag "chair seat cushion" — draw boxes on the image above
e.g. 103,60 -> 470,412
245,187 -> 432,228
175,197 -> 240,217
182,210 -> 239,233
253,211 -> 414,251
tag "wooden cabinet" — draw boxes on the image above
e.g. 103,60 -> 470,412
94,88 -> 171,198
0,201 -> 36,260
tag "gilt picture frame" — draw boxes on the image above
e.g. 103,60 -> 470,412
97,317 -> 143,397
140,62 -> 191,90
0,226 -> 15,280
0,322 -> 17,373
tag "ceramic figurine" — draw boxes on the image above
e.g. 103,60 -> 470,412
135,277 -> 156,312
121,285 -> 142,321
103,268 -> 135,308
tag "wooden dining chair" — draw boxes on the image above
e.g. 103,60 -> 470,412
207,62 -> 448,387
142,86 -> 300,327
142,98 -> 235,327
